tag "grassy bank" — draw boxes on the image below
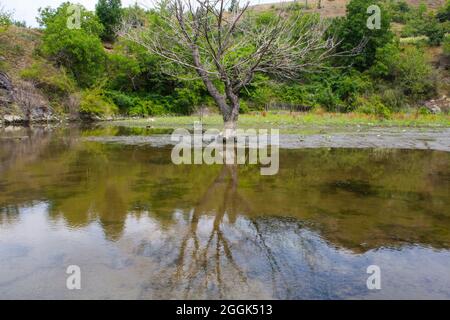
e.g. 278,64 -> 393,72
107,112 -> 450,128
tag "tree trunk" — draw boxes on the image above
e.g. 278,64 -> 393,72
223,113 -> 238,140
190,46 -> 240,139
222,92 -> 239,140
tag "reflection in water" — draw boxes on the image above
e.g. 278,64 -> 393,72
0,126 -> 450,299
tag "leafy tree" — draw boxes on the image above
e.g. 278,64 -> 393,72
436,0 -> 450,22
335,0 -> 393,71
39,2 -> 106,87
96,0 -> 122,42
371,43 -> 435,99
422,13 -> 445,46
107,39 -> 176,94
120,1 -> 348,133
122,3 -> 147,28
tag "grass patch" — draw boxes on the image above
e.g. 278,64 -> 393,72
106,111 -> 450,132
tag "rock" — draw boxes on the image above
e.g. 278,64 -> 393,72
424,96 -> 450,114
0,72 -> 12,91
3,115 -> 24,123
428,104 -> 441,114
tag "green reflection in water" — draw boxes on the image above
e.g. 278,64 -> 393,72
0,126 -> 449,299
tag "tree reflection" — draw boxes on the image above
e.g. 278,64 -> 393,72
170,163 -> 249,298
137,148 -> 324,299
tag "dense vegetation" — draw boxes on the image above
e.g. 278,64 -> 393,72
1,0 -> 449,120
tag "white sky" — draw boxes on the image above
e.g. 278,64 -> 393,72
2,0 -> 280,28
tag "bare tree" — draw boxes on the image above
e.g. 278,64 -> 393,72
119,0 -> 360,137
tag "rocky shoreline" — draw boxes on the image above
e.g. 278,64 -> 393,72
1,71 -> 59,124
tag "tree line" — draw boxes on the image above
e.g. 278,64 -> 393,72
2,0 -> 449,121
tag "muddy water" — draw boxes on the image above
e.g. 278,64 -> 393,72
0,125 -> 449,299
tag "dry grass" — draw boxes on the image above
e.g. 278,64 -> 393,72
0,26 -> 42,75
249,0 -> 447,19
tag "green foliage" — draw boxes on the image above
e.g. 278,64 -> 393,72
244,74 -> 276,109
13,20 -> 27,28
436,0 -> 450,23
95,0 -> 122,42
8,0 -> 445,119
106,40 -> 174,94
20,61 -> 76,97
423,16 -> 445,46
355,95 -> 392,118
0,5 -> 11,30
239,100 -> 250,114
39,2 -> 106,87
399,3 -> 447,45
255,11 -> 278,26
335,0 -> 393,70
122,4 -> 147,27
418,106 -> 431,115
386,0 -> 410,24
80,88 -> 118,117
444,34 -> 450,57
371,43 -> 435,99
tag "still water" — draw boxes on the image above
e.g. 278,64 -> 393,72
0,125 -> 449,299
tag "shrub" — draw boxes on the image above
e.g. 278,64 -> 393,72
388,0 -> 410,24
80,88 -> 118,117
239,100 -> 250,114
371,43 -> 436,99
436,0 -> 450,23
380,88 -> 405,112
355,95 -> 391,118
444,34 -> 450,57
106,90 -> 140,112
422,14 -> 445,46
418,106 -> 431,115
128,98 -> 168,116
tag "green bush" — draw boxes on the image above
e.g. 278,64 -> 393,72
444,34 -> 450,57
106,90 -> 140,112
423,14 -> 445,46
380,88 -> 405,112
371,43 -> 436,99
418,106 -> 431,115
127,98 -> 168,116
239,100 -> 250,114
436,0 -> 450,23
387,0 -> 410,24
80,88 -> 118,117
355,96 -> 392,118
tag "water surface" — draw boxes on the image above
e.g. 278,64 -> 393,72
0,125 -> 449,299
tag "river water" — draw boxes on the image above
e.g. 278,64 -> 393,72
0,125 -> 449,299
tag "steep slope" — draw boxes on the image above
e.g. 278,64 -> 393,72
0,26 -> 58,123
